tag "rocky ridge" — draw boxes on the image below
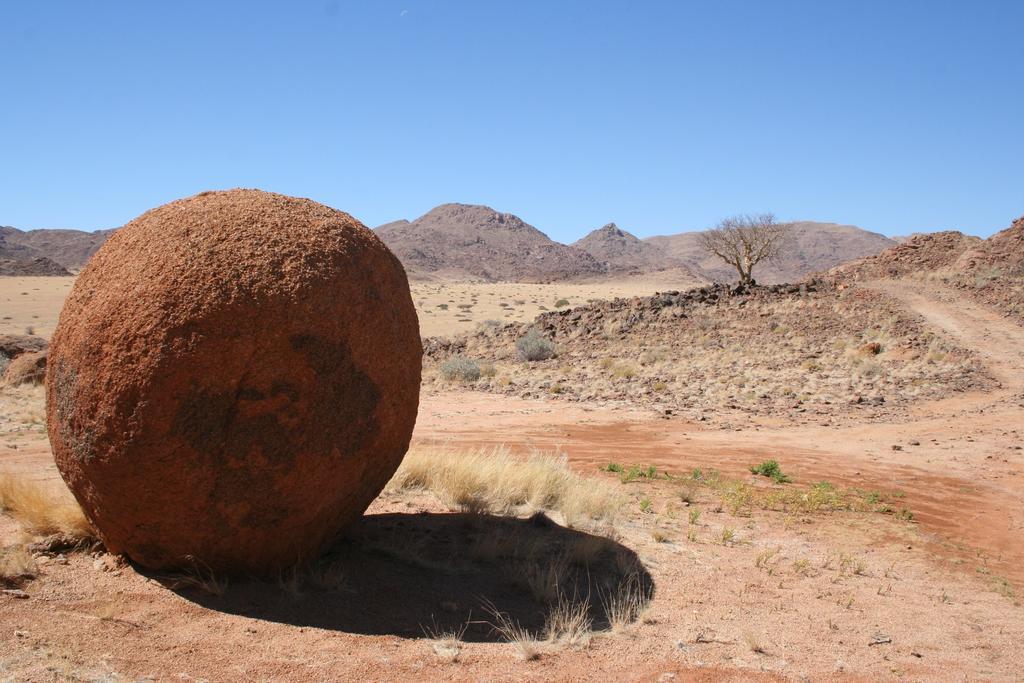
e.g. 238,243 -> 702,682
423,281 -> 989,424
832,215 -> 1023,325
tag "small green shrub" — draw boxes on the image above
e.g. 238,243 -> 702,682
620,465 -> 658,483
749,460 -> 791,484
439,356 -> 482,382
515,329 -> 556,362
603,463 -> 624,473
554,298 -> 570,308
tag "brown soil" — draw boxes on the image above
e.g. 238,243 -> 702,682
1,280 -> 1022,680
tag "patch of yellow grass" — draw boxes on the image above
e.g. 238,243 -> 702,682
0,383 -> 47,432
0,544 -> 37,586
600,572 -> 651,633
0,472 -> 93,538
389,446 -> 624,527
485,602 -> 542,660
543,595 -> 592,648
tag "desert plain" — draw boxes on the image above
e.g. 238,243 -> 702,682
2,261 -> 1023,681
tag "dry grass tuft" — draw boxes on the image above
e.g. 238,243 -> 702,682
600,572 -> 650,633
0,472 -> 94,539
517,554 -> 569,604
423,619 -> 468,662
389,446 -> 624,527
163,556 -> 228,597
486,604 -> 542,660
744,630 -> 768,654
543,595 -> 592,648
0,544 -> 37,586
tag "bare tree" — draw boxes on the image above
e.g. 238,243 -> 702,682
699,213 -> 790,286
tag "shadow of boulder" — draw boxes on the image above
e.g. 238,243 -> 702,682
165,512 -> 654,642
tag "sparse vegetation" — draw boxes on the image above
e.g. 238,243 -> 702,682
388,446 -> 623,527
439,355 -> 482,382
610,362 -> 637,380
600,572 -> 650,633
749,460 -> 791,484
516,329 -> 557,361
699,213 -> 791,286
0,473 -> 94,539
486,605 -> 541,660
0,545 -> 37,586
619,465 -> 658,483
744,630 -> 768,654
421,284 -> 987,422
165,556 -> 229,596
543,595 -> 592,648
423,620 -> 467,662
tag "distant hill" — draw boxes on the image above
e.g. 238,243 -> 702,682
376,203 -> 605,282
573,223 -> 687,274
0,255 -> 71,276
0,225 -> 112,271
1,208 -> 906,286
647,221 -> 897,284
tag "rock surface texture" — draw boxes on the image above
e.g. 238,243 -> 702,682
46,189 -> 421,574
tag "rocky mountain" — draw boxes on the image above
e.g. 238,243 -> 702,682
0,225 -> 112,272
646,221 -> 897,284
376,204 -> 605,282
573,223 -> 687,274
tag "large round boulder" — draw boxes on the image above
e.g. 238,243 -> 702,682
46,189 -> 421,575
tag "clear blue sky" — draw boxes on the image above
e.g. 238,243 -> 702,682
2,1 -> 1021,240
